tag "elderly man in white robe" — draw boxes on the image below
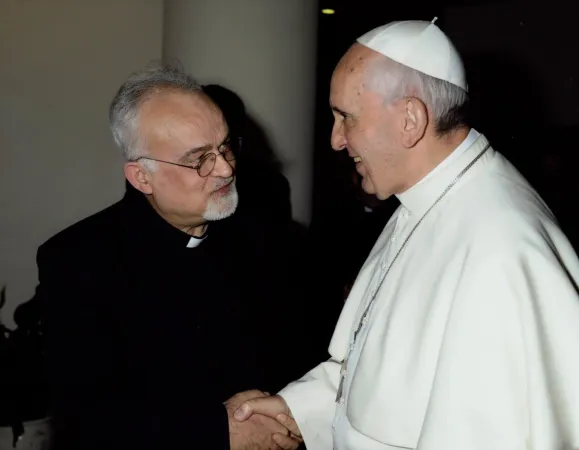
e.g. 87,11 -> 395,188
232,18 -> 579,450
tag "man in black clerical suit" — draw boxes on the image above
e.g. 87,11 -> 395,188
36,62 -> 318,450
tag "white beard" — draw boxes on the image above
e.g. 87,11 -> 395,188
202,181 -> 239,221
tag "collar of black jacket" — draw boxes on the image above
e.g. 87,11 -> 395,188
121,183 -> 211,250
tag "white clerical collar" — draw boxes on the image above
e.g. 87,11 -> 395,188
186,236 -> 206,248
414,128 -> 480,186
186,229 -> 208,248
397,129 -> 490,215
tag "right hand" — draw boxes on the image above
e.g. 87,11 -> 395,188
225,390 -> 300,450
234,394 -> 302,447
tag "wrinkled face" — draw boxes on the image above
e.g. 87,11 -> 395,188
137,90 -> 238,225
330,45 -> 407,199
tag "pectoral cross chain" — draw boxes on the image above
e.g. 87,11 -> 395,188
335,325 -> 364,404
336,356 -> 348,403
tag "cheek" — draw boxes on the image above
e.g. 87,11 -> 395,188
344,123 -> 366,150
346,124 -> 379,161
181,175 -> 211,205
354,127 -> 396,187
155,170 -> 209,202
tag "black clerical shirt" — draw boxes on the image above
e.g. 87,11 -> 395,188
37,185 -> 320,450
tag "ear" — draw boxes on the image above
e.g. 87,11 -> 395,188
124,162 -> 153,195
401,98 -> 428,148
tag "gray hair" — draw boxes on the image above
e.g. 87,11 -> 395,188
368,56 -> 469,135
109,60 -> 203,162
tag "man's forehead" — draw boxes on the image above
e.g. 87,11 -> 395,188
338,44 -> 377,74
331,57 -> 368,106
140,91 -> 226,148
332,46 -> 378,89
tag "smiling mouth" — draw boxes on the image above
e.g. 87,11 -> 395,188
353,156 -> 362,163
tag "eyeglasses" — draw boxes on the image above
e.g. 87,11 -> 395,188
134,137 -> 240,178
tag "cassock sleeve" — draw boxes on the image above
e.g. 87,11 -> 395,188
37,244 -> 230,450
279,359 -> 341,450
418,230 -> 579,450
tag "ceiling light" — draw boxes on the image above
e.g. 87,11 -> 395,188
321,9 -> 335,15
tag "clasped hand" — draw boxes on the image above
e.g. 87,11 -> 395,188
225,390 -> 302,450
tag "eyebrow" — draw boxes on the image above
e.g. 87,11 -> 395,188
180,133 -> 230,161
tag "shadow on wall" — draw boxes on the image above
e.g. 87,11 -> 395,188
204,84 -> 344,350
204,84 -> 347,367
464,50 -> 579,248
202,84 -> 294,226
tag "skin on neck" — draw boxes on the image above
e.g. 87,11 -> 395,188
147,196 -> 208,237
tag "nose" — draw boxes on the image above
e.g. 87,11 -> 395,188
211,153 -> 234,178
331,120 -> 347,151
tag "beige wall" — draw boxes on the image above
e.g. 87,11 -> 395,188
0,1 -> 163,327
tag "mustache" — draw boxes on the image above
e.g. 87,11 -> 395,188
213,177 -> 235,191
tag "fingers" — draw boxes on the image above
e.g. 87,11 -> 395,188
226,389 -> 268,408
234,394 -> 289,422
272,433 -> 301,450
276,413 -> 301,438
241,389 -> 269,400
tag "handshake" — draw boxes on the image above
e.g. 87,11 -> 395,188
225,390 -> 303,450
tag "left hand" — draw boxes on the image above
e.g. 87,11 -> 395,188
226,390 -> 301,450
234,394 -> 302,447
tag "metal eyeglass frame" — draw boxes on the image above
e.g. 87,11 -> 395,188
133,136 -> 241,177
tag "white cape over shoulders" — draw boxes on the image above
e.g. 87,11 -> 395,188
281,134 -> 579,450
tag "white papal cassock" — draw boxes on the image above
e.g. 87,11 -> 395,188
280,130 -> 579,450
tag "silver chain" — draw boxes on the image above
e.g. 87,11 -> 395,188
348,143 -> 491,347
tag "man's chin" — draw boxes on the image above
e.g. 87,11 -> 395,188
375,192 -> 391,201
203,188 -> 239,221
361,177 -> 376,195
